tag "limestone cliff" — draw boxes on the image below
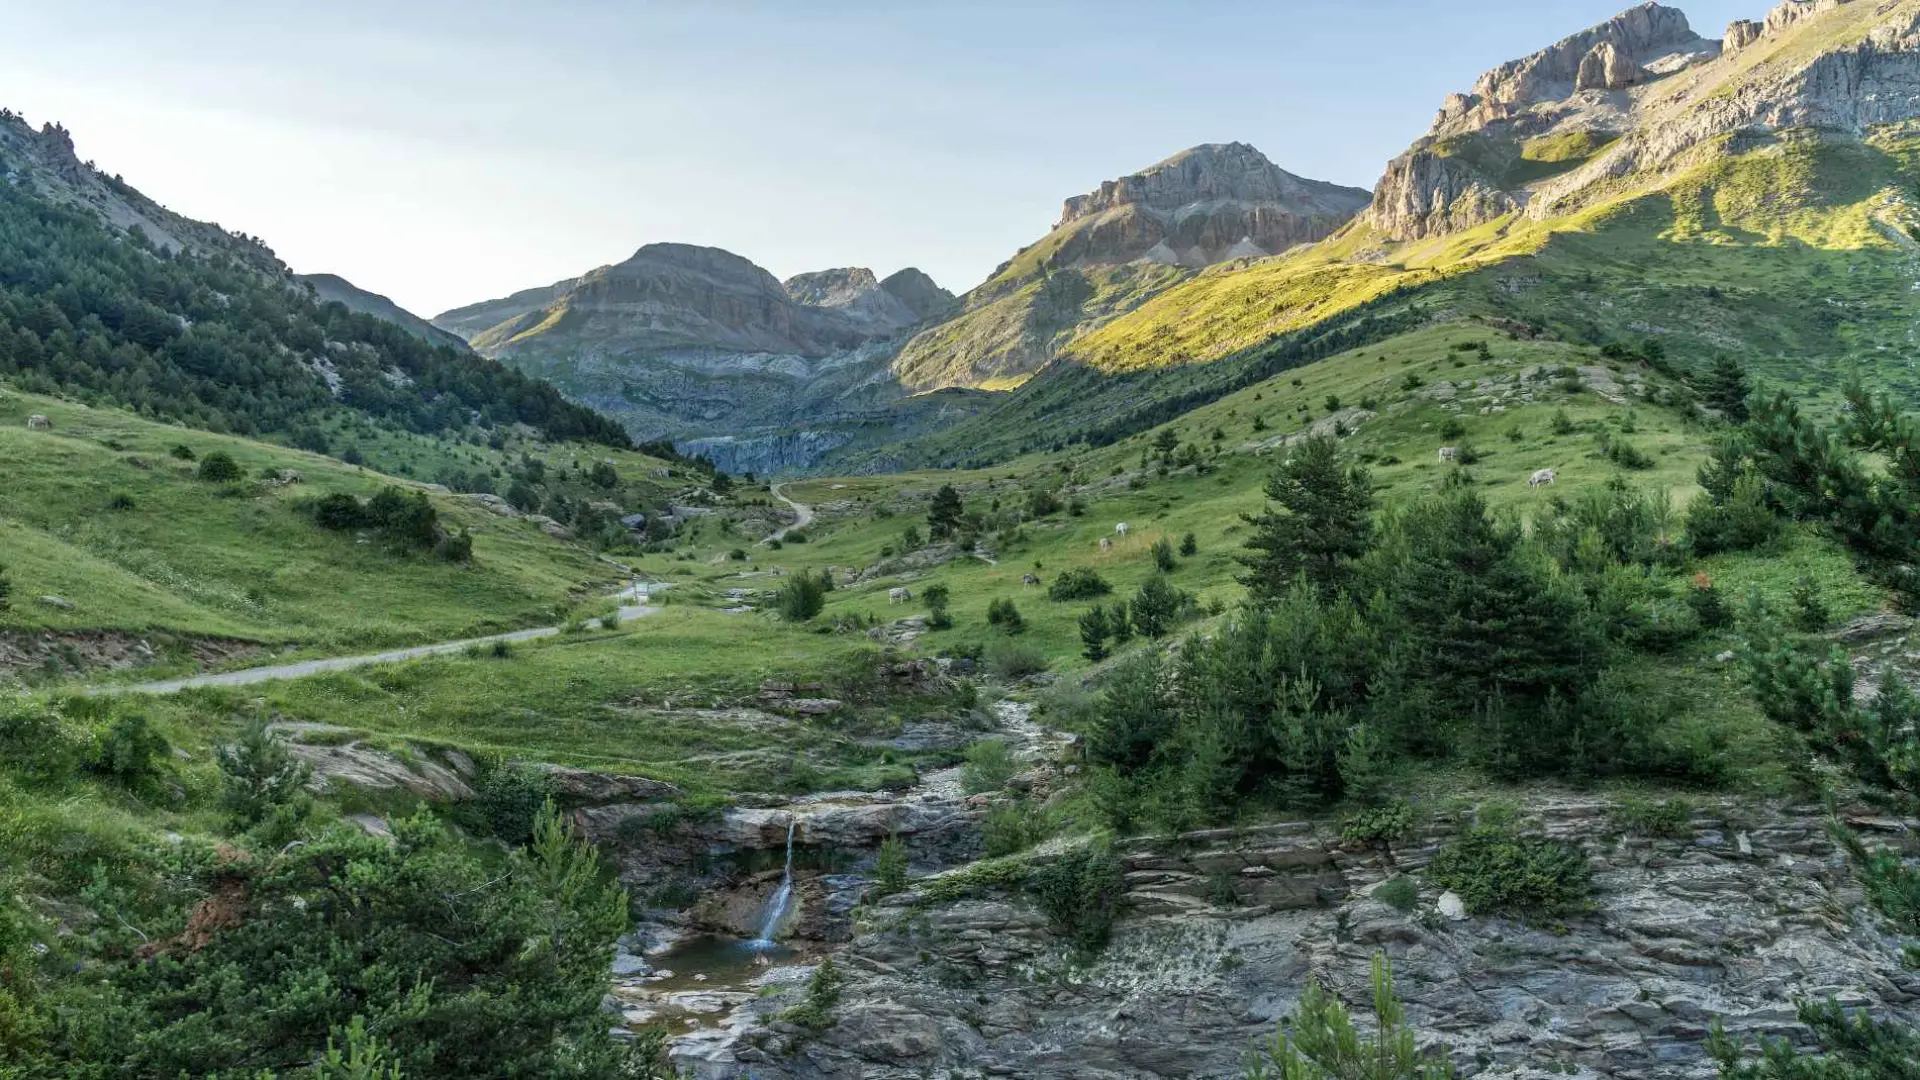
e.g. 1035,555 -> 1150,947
1366,0 -> 1920,242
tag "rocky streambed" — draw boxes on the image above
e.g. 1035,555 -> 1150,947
626,793 -> 1919,1080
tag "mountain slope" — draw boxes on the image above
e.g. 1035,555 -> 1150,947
432,244 -> 959,472
888,142 -> 1370,393
296,272 -> 470,350
830,0 -> 1920,471
0,110 -> 629,449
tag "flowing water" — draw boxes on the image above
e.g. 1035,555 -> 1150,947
746,818 -> 796,950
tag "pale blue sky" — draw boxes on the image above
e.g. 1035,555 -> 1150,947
0,1 -> 1754,316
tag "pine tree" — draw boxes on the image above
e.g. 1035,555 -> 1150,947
1244,952 -> 1455,1080
1130,575 -> 1182,639
1239,435 -> 1375,605
927,484 -> 964,541
1088,655 -> 1172,769
1079,605 -> 1112,662
1703,355 -> 1752,423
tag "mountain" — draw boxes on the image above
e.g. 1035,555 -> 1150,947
296,272 -> 469,350
886,143 -> 1370,394
431,244 -> 961,472
831,0 -> 1920,471
0,109 -> 628,449
1366,0 -> 1920,241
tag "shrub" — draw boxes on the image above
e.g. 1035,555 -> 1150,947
1440,417 -> 1467,440
982,802 -> 1035,857
1129,575 -> 1184,639
1709,998 -> 1920,1080
986,597 -> 1025,634
1550,409 -> 1576,436
87,710 -> 170,792
728,548 -> 748,561
1151,538 -> 1177,572
1791,574 -> 1832,632
1374,875 -> 1419,913
1048,568 -> 1111,601
960,739 -> 1018,794
1611,796 -> 1694,839
1179,532 -> 1198,557
984,637 -> 1049,680
1031,841 -> 1123,955
450,762 -> 554,846
1426,822 -> 1592,922
872,835 -> 908,898
0,564 -> 10,611
780,955 -> 844,1031
196,451 -> 242,482
776,572 -> 827,622
106,490 -> 136,511
217,715 -> 313,836
169,443 -> 196,460
1341,799 -> 1414,845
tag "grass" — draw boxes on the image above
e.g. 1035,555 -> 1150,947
0,388 -> 654,652
130,606 -> 942,795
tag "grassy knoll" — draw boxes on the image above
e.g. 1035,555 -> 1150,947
0,388 -> 657,653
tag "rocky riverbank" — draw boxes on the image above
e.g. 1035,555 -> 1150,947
661,796 -> 1920,1080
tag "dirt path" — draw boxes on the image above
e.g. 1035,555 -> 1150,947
766,484 -> 814,542
98,582 -> 662,697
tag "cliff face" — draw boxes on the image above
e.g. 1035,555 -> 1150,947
1367,0 -> 1920,242
672,797 -> 1920,1080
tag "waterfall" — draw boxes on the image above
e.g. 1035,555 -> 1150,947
746,818 -> 797,951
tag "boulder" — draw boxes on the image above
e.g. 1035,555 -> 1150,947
537,764 -> 682,807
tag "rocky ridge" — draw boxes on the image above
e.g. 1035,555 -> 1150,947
297,272 -> 469,350
888,143 -> 1370,394
1366,0 -> 1920,241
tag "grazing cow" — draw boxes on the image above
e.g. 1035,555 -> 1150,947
1022,573 -> 1041,588
888,587 -> 912,604
1528,468 -> 1556,488
1098,537 -> 1114,552
1438,446 -> 1459,463
1115,522 -> 1129,537
25,414 -> 50,430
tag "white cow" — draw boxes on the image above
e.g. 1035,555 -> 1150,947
1098,537 -> 1114,552
888,587 -> 912,604
1438,446 -> 1459,463
1115,522 -> 1129,538
1528,468 -> 1556,488
25,414 -> 50,430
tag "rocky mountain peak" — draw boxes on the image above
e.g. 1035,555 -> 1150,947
782,267 -> 883,308
878,268 -> 957,322
1369,0 -> 1920,242
1056,141 -> 1325,226
1433,3 -> 1716,138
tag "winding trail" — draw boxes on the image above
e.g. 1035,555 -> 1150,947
97,583 -> 661,697
766,483 -> 814,542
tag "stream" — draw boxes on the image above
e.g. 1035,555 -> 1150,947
604,697 -> 1063,1047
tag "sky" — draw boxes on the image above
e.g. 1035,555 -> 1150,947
0,0 -> 1757,317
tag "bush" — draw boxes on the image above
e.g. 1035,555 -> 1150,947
1047,567 -> 1112,602
1426,822 -> 1592,922
1129,575 -> 1184,638
1151,538 -> 1177,572
87,710 -> 170,792
728,548 -> 748,561
217,715 -> 313,836
986,597 -> 1025,634
1374,875 -> 1419,913
1179,532 -> 1198,557
0,564 -> 10,611
960,739 -> 1018,794
1341,799 -> 1414,845
169,443 -> 196,461
777,572 -> 827,622
1031,841 -> 1123,955
451,762 -> 554,846
779,955 -> 844,1031
872,835 -> 908,898
984,637 -> 1049,680
196,451 -> 242,482
1611,796 -> 1694,839
982,802 -> 1035,857
106,490 -> 135,511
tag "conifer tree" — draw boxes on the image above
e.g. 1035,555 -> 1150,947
1703,355 -> 1752,422
1239,435 -> 1375,605
1079,605 -> 1112,662
927,484 -> 964,540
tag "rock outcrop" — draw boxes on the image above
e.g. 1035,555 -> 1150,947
1369,0 -> 1920,241
680,797 -> 1920,1079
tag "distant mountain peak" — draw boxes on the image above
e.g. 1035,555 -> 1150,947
1056,141 -> 1363,232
